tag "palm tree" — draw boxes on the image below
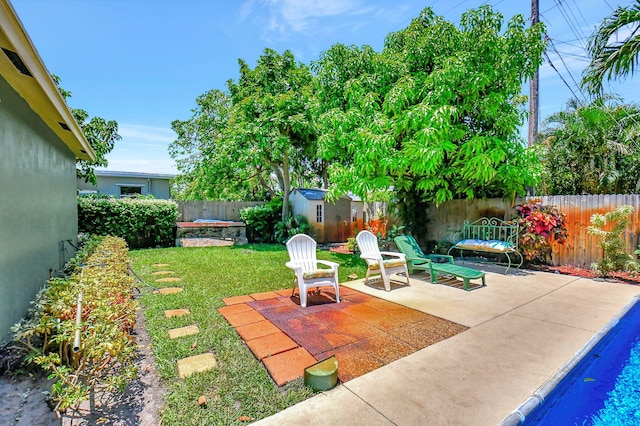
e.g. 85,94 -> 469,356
582,0 -> 640,95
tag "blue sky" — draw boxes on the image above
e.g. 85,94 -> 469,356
11,0 -> 640,174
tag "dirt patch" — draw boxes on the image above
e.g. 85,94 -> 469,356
0,306 -> 165,425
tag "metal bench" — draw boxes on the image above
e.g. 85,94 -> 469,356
448,217 -> 523,274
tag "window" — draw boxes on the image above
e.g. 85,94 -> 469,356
316,204 -> 322,223
120,186 -> 142,197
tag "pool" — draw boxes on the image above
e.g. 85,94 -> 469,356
501,295 -> 640,425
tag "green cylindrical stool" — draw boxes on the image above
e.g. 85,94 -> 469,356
304,355 -> 338,391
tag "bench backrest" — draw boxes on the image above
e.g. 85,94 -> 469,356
461,217 -> 519,249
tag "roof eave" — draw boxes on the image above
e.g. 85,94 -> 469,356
0,0 -> 95,161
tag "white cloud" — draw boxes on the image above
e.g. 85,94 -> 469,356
241,0 -> 377,37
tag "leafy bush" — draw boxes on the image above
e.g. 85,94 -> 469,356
515,199 -> 568,264
588,205 -> 639,276
11,235 -> 138,414
78,196 -> 178,248
239,198 -> 282,243
274,214 -> 311,243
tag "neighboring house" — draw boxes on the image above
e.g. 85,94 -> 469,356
78,170 -> 174,199
290,188 -> 354,243
0,0 -> 95,341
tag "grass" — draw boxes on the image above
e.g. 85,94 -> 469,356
130,244 -> 368,424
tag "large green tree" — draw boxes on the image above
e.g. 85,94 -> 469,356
313,6 -> 545,233
169,89 -> 269,200
582,0 -> 640,95
53,75 -> 121,185
171,49 -> 322,219
537,97 -> 640,194
228,49 -> 321,220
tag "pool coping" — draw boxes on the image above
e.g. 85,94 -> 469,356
499,293 -> 640,425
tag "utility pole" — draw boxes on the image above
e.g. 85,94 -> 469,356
528,0 -> 540,147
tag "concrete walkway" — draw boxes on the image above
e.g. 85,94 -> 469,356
254,264 -> 639,426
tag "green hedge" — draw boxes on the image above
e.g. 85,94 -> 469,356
78,197 -> 178,248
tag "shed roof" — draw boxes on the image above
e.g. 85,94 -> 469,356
0,0 -> 94,160
293,188 -> 352,201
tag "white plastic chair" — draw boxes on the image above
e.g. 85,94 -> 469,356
356,230 -> 409,291
286,234 -> 340,308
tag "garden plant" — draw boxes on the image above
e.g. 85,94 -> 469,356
11,235 -> 137,414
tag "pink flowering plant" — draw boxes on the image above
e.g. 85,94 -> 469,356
515,199 -> 568,264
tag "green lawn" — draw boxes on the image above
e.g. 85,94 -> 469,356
130,244 -> 367,425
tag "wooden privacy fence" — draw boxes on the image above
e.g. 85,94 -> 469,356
177,201 -> 265,222
424,194 -> 640,267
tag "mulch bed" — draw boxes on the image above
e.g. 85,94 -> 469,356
543,264 -> 640,285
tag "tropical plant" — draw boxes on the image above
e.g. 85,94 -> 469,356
582,0 -> 640,95
536,97 -> 640,195
587,205 -> 639,276
514,199 -> 568,264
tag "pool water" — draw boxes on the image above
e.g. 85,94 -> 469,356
524,301 -> 640,425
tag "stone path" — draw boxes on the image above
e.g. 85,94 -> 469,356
151,264 -> 217,379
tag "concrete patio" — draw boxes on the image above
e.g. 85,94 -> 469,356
253,263 -> 640,426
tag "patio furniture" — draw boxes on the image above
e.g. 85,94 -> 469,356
448,217 -> 524,274
356,230 -> 409,291
285,234 -> 340,308
394,235 -> 486,291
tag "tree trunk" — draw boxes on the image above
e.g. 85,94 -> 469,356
282,151 -> 291,222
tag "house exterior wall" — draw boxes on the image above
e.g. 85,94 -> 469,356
78,174 -> 172,199
0,75 -> 78,341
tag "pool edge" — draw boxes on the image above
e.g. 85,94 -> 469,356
498,293 -> 640,426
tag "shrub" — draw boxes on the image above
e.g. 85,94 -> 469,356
515,199 -> 568,264
11,235 -> 138,414
273,214 -> 311,243
78,196 -> 178,248
588,205 -> 639,277
239,198 -> 282,243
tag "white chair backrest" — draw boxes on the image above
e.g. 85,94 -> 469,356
286,234 -> 317,271
356,230 -> 381,258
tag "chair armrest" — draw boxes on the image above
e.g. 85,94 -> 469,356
379,251 -> 406,261
406,256 -> 431,266
285,261 -> 303,272
425,254 -> 454,264
316,260 -> 339,270
360,253 -> 382,262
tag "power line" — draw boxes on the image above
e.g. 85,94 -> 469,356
543,50 -> 582,101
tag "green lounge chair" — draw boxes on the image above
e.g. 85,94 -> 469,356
394,235 -> 486,291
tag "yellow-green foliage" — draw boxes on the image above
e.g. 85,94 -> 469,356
12,235 -> 138,413
587,205 -> 639,276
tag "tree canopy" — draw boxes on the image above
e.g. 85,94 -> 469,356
170,6 -> 548,233
170,49 -> 323,220
314,6 -> 546,206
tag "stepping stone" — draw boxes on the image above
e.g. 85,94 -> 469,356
262,347 -> 316,386
177,353 -> 217,378
156,277 -> 182,283
168,325 -> 200,339
156,287 -> 183,295
164,309 -> 191,318
152,263 -> 170,267
152,270 -> 175,276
